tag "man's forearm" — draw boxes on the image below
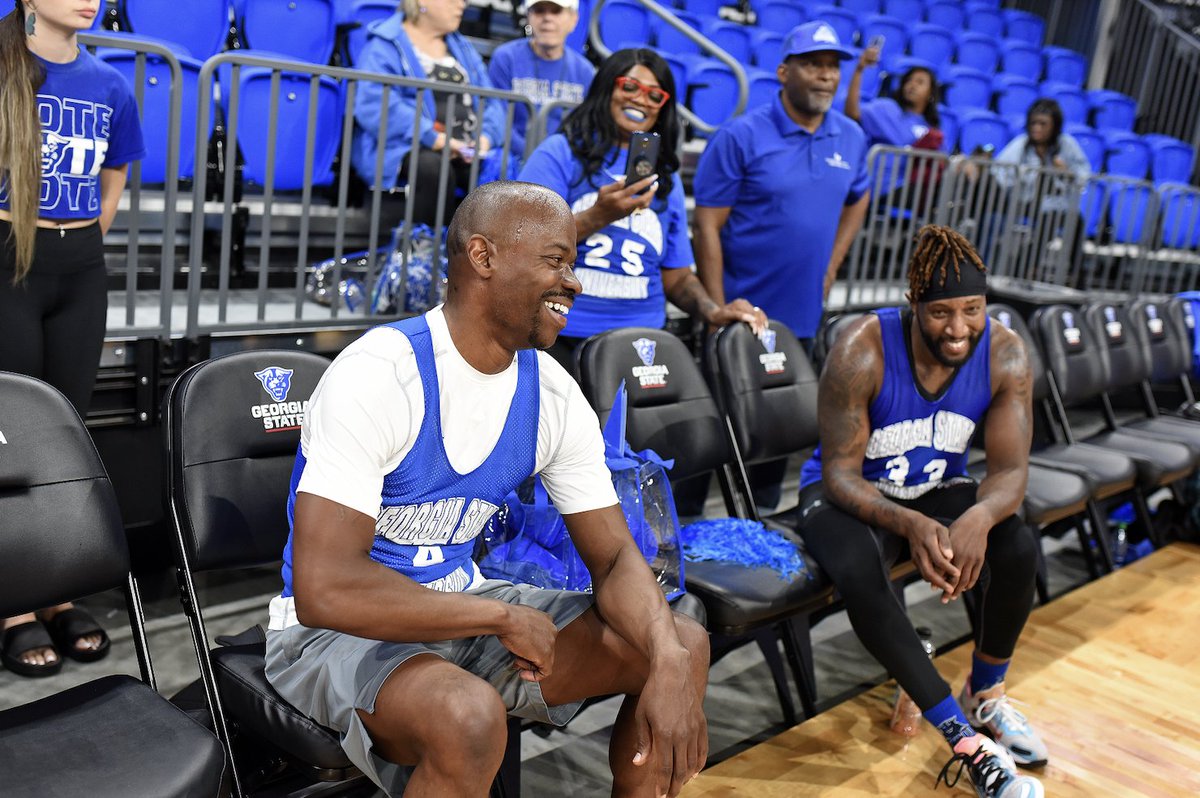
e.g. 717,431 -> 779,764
972,465 -> 1027,527
664,271 -> 720,323
826,194 -> 870,288
592,546 -> 688,664
693,221 -> 727,307
824,470 -> 927,539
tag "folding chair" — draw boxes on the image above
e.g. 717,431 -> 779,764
0,371 -> 228,798
576,328 -> 822,724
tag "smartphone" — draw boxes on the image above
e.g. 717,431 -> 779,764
869,34 -> 885,52
625,131 -> 661,193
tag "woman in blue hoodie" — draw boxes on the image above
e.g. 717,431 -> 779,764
352,0 -> 506,226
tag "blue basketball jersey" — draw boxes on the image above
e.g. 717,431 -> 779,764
800,307 -> 992,497
281,315 -> 539,596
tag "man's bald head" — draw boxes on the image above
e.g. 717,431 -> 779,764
446,180 -> 571,260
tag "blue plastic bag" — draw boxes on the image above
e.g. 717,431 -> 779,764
480,381 -> 685,598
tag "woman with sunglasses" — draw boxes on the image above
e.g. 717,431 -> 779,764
519,48 -> 765,372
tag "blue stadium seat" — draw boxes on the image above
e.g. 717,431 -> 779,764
1002,8 -> 1044,46
701,18 -> 753,63
750,28 -> 785,67
999,39 -> 1042,81
835,57 -> 880,108
1065,123 -> 1106,172
747,68 -> 781,109
345,0 -> 396,67
1108,182 -> 1152,244
1159,184 -> 1200,249
1004,114 -> 1024,140
566,0 -> 591,53
859,14 -> 908,70
599,0 -> 651,51
239,0 -> 337,65
660,51 -> 691,98
1144,134 -> 1195,185
95,37 -> 209,183
811,6 -> 860,46
1043,45 -> 1087,87
1104,130 -> 1152,179
755,0 -> 807,36
937,103 -> 958,153
956,108 -> 1011,154
1088,89 -> 1137,131
993,73 -> 1038,119
233,66 -> 343,189
687,58 -> 740,133
884,0 -> 923,21
909,22 -> 955,70
655,11 -> 704,57
954,31 -> 1000,74
923,1 -> 964,31
1042,82 -> 1089,126
943,64 -> 992,111
840,0 -> 883,15
1079,180 -> 1106,237
119,0 -> 231,60
963,2 -> 1004,37
681,0 -> 724,16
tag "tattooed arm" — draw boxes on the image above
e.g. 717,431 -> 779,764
661,266 -> 766,333
942,324 -> 1033,600
820,316 -> 960,594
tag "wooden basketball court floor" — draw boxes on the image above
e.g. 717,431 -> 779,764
681,543 -> 1200,797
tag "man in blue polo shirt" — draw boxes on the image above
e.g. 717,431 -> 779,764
693,20 -> 870,510
488,0 -> 595,160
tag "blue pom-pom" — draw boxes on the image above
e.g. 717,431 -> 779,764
678,519 -> 810,582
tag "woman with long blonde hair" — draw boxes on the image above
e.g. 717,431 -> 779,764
0,0 -> 144,678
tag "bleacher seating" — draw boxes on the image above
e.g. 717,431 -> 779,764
860,14 -> 909,70
1104,130 -> 1153,179
1144,134 -> 1196,185
963,2 -> 1004,37
119,0 -> 230,60
1043,45 -> 1088,87
1002,8 -> 1044,46
1041,82 -> 1089,126
943,64 -> 991,111
750,28 -> 784,67
999,39 -> 1042,81
994,73 -> 1039,120
656,11 -> 705,55
599,0 -> 651,51
702,18 -> 753,63
811,5 -> 859,46
908,22 -> 955,70
884,0 -> 923,22
747,68 -> 781,108
956,107 -> 1010,153
923,0 -> 964,31
840,0 -> 883,16
954,30 -> 1000,74
755,1 -> 807,36
1089,88 -> 1137,131
686,58 -> 741,132
1066,123 -> 1107,172
238,0 -> 338,66
344,0 -> 397,66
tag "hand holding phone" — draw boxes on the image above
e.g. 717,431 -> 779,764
625,131 -> 661,194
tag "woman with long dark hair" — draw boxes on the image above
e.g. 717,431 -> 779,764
0,0 -> 145,677
518,48 -> 764,371
846,46 -> 943,152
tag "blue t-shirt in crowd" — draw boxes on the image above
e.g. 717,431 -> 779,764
519,133 -> 694,339
799,307 -> 992,496
694,96 -> 869,339
0,47 -> 145,219
859,98 -> 936,149
488,40 -> 594,160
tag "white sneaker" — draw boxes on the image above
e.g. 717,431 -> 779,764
958,681 -> 1049,768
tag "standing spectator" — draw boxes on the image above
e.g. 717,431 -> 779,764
693,21 -> 869,510
351,0 -> 506,226
488,0 -> 595,161
0,0 -> 145,677
519,47 -> 764,374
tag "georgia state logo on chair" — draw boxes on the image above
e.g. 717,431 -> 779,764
249,366 -> 309,432
758,329 -> 788,375
631,337 -> 669,389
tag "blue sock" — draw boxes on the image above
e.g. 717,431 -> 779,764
923,694 -> 976,748
969,654 -> 1010,694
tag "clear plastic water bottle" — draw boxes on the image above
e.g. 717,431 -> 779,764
890,627 -> 936,737
1111,522 -> 1129,567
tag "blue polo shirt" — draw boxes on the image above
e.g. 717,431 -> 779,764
694,95 -> 869,338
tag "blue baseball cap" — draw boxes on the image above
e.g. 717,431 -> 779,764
782,21 -> 856,61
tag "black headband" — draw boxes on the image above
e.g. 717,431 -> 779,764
916,260 -> 988,302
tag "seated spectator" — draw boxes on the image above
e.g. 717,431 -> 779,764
488,0 -> 595,160
994,98 -> 1090,203
845,45 -> 944,153
518,48 -> 764,373
351,0 -> 505,226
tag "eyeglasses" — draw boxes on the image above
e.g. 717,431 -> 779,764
614,76 -> 670,109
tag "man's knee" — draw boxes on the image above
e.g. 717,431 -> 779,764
673,612 -> 710,673
988,517 -> 1039,577
425,677 -> 509,762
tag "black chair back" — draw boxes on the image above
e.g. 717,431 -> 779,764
707,321 -> 819,464
1032,304 -> 1110,405
167,350 -> 330,572
987,304 -> 1050,403
1081,301 -> 1151,391
576,328 -> 729,482
1131,298 -> 1192,384
0,372 -> 126,615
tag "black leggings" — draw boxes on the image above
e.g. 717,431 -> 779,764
398,147 -> 475,228
797,480 -> 1038,710
0,220 -> 107,415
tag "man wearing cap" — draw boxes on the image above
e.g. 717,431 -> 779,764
489,0 -> 595,160
693,20 -> 871,511
796,225 -> 1047,798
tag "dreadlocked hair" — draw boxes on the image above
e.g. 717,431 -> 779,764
906,224 -> 986,302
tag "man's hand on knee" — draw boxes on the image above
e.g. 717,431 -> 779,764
496,604 -> 559,681
631,646 -> 708,797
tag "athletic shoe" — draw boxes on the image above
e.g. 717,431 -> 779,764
959,681 -> 1048,768
937,735 -> 1045,797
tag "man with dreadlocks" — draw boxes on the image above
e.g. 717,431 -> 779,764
796,225 -> 1046,797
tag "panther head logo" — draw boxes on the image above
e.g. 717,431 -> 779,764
632,337 -> 657,367
41,131 -> 73,176
254,367 -> 294,402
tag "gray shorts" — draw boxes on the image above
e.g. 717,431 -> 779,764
264,579 -> 593,794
